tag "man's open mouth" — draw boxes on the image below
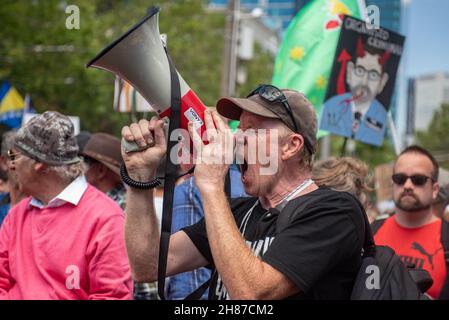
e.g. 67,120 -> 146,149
240,159 -> 248,178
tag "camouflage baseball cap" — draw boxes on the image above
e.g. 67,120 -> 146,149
14,111 -> 80,166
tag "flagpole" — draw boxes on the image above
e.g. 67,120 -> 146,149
221,0 -> 239,97
388,111 -> 401,155
320,135 -> 331,160
358,0 -> 368,20
340,137 -> 348,157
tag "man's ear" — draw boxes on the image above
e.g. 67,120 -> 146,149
34,162 -> 46,172
0,158 -> 8,172
377,72 -> 389,94
281,134 -> 303,161
97,163 -> 109,180
347,61 -> 354,84
432,182 -> 440,201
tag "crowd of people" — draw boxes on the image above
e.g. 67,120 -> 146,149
0,84 -> 447,300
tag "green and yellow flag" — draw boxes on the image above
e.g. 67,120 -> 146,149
272,0 -> 365,137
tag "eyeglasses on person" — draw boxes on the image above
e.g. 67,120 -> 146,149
246,84 -> 314,155
353,65 -> 381,81
392,173 -> 433,187
7,149 -> 22,161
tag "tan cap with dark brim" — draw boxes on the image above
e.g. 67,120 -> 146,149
216,88 -> 318,154
216,96 -> 281,121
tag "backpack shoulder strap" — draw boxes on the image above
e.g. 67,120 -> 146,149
371,218 -> 387,235
438,219 -> 449,299
184,278 -> 211,300
441,219 -> 449,265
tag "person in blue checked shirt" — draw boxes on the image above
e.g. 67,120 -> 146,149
167,119 -> 246,300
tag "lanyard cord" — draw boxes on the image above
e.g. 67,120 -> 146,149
277,178 -> 314,211
240,179 -> 314,237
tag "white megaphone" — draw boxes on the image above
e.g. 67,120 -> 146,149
86,7 -> 206,151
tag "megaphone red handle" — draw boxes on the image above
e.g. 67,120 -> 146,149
121,89 -> 206,154
159,88 -> 206,139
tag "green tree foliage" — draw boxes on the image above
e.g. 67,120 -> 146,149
0,0 -> 272,135
354,137 -> 396,168
313,133 -> 396,179
416,103 -> 449,169
1,0 -> 120,132
318,132 -> 396,168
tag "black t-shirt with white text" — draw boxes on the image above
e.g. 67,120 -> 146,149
182,187 -> 365,300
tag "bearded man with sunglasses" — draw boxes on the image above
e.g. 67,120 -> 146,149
123,85 -> 367,300
373,145 -> 447,299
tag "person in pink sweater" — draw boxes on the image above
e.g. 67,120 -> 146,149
0,111 -> 132,300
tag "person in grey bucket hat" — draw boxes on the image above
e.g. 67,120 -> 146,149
1,111 -> 132,299
14,111 -> 80,165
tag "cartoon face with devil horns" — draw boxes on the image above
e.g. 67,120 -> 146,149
346,38 -> 390,109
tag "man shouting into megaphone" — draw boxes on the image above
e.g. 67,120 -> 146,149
122,86 -> 366,300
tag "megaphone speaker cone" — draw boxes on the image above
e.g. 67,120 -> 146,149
86,6 -> 208,142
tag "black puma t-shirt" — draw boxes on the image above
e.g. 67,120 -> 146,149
182,187 -> 366,300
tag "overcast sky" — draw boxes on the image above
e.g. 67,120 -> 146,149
403,0 -> 449,77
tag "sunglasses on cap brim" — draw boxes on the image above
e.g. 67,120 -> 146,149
246,84 -> 314,155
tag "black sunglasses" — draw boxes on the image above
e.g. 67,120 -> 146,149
247,84 -> 314,155
392,173 -> 434,186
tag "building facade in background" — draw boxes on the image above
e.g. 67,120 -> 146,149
210,0 -> 401,38
410,72 -> 449,133
405,78 -> 415,146
365,0 -> 401,33
209,0 -> 303,33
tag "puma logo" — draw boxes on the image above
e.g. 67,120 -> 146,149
411,242 -> 442,270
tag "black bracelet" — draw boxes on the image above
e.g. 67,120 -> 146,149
120,163 -> 161,190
